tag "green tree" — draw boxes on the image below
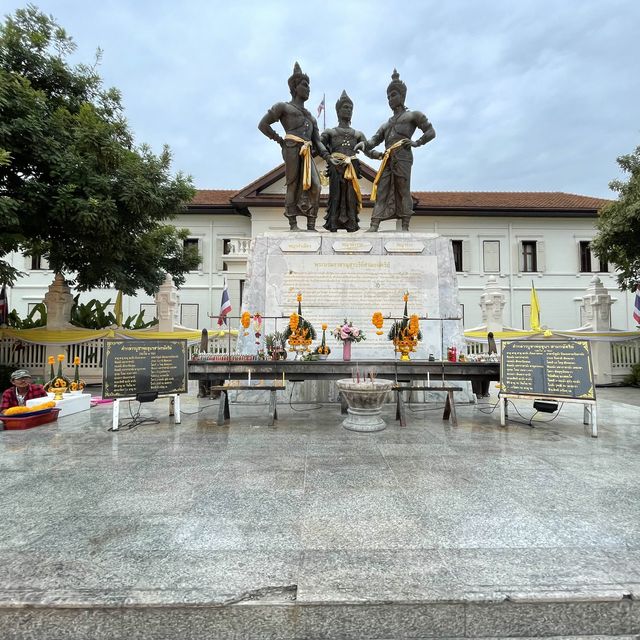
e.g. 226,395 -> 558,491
592,144 -> 640,292
0,5 -> 199,294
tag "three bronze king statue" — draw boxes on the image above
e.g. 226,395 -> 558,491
258,62 -> 435,233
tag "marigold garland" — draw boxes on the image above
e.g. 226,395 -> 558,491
289,312 -> 299,332
241,311 -> 251,329
408,314 -> 420,336
372,311 -> 384,335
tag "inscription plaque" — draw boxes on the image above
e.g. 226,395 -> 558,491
500,340 -> 595,400
385,240 -> 426,253
279,239 -> 321,253
332,240 -> 373,254
103,339 -> 188,399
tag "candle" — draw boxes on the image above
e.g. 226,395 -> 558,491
248,370 -> 251,385
282,371 -> 285,387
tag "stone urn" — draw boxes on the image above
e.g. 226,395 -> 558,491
336,378 -> 393,432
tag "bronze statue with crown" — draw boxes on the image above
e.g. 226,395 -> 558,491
320,90 -> 381,232
258,62 -> 331,231
355,69 -> 436,232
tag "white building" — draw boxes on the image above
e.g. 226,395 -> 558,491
6,162 -> 634,333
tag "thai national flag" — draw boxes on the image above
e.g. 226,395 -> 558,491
633,289 -> 640,326
217,280 -> 232,326
317,95 -> 325,118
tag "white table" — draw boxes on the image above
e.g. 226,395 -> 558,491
27,393 -> 92,418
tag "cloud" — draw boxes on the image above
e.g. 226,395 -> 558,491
4,0 -> 640,197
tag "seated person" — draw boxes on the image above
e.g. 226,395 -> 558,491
1,369 -> 48,411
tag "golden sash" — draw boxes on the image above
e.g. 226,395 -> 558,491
370,139 -> 409,202
285,134 -> 312,191
331,152 -> 362,209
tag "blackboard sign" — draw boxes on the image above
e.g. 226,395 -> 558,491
102,340 -> 188,399
501,340 -> 595,400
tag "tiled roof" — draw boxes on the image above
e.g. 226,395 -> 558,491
190,189 -> 237,206
412,192 -> 610,210
190,189 -> 611,211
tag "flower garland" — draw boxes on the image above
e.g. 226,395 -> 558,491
371,311 -> 384,335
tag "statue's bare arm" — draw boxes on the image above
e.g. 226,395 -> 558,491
258,103 -> 286,146
408,111 -> 435,148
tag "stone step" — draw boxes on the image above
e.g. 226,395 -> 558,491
1,594 -> 639,639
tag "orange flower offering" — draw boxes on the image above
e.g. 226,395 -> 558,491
73,356 -> 81,365
48,356 -> 55,365
57,354 -> 65,362
241,311 -> 251,329
321,323 -> 328,330
403,292 -> 409,302
289,312 -> 299,332
408,314 -> 420,336
296,292 -> 302,302
372,311 -> 384,335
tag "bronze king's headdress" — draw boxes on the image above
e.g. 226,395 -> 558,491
288,61 -> 309,96
335,89 -> 353,112
387,68 -> 407,98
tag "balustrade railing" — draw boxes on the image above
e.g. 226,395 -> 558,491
611,339 -> 640,370
223,237 -> 251,257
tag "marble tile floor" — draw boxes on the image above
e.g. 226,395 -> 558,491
0,386 -> 639,639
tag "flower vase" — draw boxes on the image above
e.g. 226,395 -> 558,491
342,341 -> 352,362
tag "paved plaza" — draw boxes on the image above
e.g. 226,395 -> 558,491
0,386 -> 639,639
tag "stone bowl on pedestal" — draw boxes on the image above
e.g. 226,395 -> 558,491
336,378 -> 393,432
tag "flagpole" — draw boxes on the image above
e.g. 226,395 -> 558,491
323,92 -> 326,130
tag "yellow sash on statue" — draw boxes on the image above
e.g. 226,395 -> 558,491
331,152 -> 362,209
370,139 -> 409,202
285,134 -> 312,191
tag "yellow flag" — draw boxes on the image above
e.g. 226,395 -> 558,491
530,283 -> 541,332
114,290 -> 123,327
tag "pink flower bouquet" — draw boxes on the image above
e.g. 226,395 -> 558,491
333,319 -> 366,343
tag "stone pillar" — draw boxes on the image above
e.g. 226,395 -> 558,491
42,273 -> 75,382
155,273 -> 179,332
479,276 -> 506,334
580,276 -> 614,385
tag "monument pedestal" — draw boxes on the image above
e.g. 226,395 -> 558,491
243,231 -> 465,361
241,231 -> 471,403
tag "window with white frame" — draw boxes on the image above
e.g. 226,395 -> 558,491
482,240 -> 500,273
522,304 -> 531,330
28,254 -> 49,270
579,240 -> 608,273
180,303 -> 199,329
451,239 -> 471,272
183,237 -> 203,270
519,240 -> 545,272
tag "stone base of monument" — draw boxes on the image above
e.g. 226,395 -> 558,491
336,378 -> 393,432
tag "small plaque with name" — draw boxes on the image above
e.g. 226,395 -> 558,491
279,239 -> 321,253
385,240 -> 425,254
332,240 -> 372,254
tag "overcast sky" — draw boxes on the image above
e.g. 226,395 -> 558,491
5,0 -> 640,198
